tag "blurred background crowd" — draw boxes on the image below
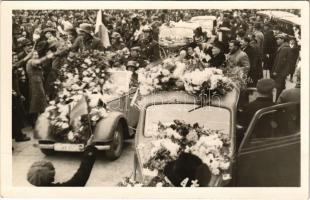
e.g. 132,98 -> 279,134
12,9 -> 301,142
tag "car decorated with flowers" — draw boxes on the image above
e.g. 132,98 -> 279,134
34,52 -> 140,160
118,56 -> 300,187
132,88 -> 239,186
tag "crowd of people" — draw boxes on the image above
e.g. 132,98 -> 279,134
12,9 -> 301,141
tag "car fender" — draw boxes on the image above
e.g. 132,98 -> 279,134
93,111 -> 129,142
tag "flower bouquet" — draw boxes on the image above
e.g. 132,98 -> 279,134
134,120 -> 231,186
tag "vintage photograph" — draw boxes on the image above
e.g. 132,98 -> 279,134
1,1 -> 309,199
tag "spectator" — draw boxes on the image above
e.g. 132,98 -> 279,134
252,22 -> 264,55
288,38 -> 300,82
226,40 -> 250,71
262,22 -> 277,79
207,41 -> 226,68
238,78 -> 276,129
240,36 -> 262,87
27,136 -> 97,186
26,51 -> 54,127
271,33 -> 294,98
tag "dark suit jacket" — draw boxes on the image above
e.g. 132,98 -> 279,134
243,45 -> 263,82
272,42 -> 294,79
208,52 -> 226,68
238,97 -> 274,128
50,145 -> 97,187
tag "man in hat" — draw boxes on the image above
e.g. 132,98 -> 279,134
70,23 -> 104,52
110,32 -> 125,51
238,78 -> 276,129
27,136 -> 97,186
271,33 -> 294,98
207,40 -> 226,68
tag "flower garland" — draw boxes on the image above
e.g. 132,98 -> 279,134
137,57 -> 234,96
132,120 -> 231,186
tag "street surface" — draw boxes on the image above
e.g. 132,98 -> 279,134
12,127 -> 135,186
12,79 -> 295,186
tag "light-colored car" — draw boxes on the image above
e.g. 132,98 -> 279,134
133,89 -> 300,186
133,89 -> 239,186
35,88 -> 140,160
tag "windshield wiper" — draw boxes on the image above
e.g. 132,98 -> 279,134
188,105 -> 204,112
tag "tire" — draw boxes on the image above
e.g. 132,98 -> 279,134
105,123 -> 124,160
40,148 -> 55,156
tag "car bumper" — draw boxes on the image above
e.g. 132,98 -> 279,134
38,141 -> 111,151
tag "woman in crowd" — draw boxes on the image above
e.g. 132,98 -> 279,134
26,50 -> 55,126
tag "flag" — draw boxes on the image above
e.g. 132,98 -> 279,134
95,9 -> 111,48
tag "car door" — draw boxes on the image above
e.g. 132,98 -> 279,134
124,87 -> 140,134
233,102 -> 300,187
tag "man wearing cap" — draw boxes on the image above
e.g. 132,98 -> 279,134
238,78 -> 276,129
271,33 -> 294,98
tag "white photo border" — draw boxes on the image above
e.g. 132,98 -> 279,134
1,1 -> 309,199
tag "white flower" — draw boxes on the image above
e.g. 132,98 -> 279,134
186,130 -> 198,142
91,114 -> 100,122
162,69 -> 170,76
165,128 -> 182,140
161,77 -> 170,83
71,84 -> 80,91
61,122 -> 69,129
49,100 -> 56,105
84,58 -> 92,65
67,131 -> 74,141
82,71 -> 89,76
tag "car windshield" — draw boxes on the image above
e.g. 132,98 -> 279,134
144,104 -> 230,137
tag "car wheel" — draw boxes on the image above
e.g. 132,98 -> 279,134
105,123 -> 124,160
40,149 -> 55,156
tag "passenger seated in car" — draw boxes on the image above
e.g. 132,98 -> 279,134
238,78 -> 276,130
27,136 -> 97,186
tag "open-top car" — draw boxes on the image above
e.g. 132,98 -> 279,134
35,72 -> 140,160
